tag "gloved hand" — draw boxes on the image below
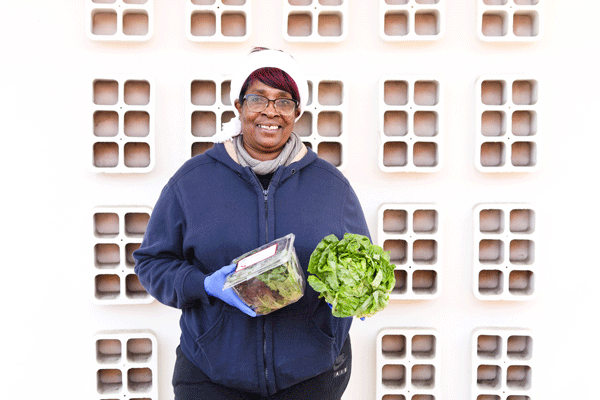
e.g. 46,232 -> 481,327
204,264 -> 257,317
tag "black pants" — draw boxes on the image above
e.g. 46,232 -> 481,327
173,336 -> 352,400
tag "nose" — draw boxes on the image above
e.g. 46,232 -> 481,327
263,99 -> 279,116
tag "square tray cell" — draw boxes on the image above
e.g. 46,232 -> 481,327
384,111 -> 409,136
476,334 -> 502,360
124,79 -> 151,105
384,239 -> 408,266
315,141 -> 341,167
413,239 -> 437,264
473,204 -> 537,300
377,328 -> 440,399
476,76 -> 540,172
414,80 -> 439,106
317,111 -> 343,136
86,0 -> 154,41
94,330 -> 158,399
414,111 -> 439,137
382,141 -> 408,168
284,0 -> 348,42
94,111 -> 119,137
378,204 -> 441,300
382,209 -> 408,234
124,142 -> 151,168
92,206 -> 153,305
511,110 -> 537,137
318,80 -> 344,106
412,269 -> 437,294
380,0 -> 445,41
478,0 -> 543,42
413,141 -> 438,167
93,80 -> 119,105
92,77 -> 155,173
472,328 -> 534,399
124,110 -> 150,137
187,0 -> 251,42
481,111 -> 507,137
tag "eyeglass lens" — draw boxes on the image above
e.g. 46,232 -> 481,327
245,95 -> 296,115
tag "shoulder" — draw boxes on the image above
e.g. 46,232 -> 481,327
303,152 -> 351,187
167,144 -> 236,187
167,152 -> 216,186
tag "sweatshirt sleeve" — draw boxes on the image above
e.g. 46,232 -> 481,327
341,183 -> 371,241
133,183 -> 211,309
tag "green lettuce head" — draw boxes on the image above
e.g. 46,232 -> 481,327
307,233 -> 396,319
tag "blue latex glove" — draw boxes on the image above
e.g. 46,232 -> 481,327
327,302 -> 365,321
204,264 -> 257,317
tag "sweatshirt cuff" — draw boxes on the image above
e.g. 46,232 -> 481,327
182,269 -> 211,305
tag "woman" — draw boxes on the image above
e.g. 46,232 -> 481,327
134,48 -> 370,399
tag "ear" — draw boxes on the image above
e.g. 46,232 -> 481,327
234,99 -> 243,115
295,108 -> 301,119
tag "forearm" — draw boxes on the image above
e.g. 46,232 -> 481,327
134,252 -> 211,309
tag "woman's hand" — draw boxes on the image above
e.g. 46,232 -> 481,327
204,264 -> 257,317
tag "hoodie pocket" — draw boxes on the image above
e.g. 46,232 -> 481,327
195,308 -> 260,392
271,312 -> 338,390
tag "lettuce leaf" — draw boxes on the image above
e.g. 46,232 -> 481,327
307,233 -> 396,319
233,262 -> 304,316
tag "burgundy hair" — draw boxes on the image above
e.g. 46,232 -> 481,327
238,67 -> 300,105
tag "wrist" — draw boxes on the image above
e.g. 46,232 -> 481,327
184,269 -> 210,304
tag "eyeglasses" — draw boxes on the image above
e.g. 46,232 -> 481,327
243,94 -> 298,116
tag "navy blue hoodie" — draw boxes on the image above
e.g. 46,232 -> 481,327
133,142 -> 370,395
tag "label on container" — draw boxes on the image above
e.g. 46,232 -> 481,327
236,244 -> 278,271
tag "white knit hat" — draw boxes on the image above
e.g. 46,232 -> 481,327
213,49 -> 309,143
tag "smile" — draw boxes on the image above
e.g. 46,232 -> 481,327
258,124 -> 280,131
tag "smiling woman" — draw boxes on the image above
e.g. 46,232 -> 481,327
133,47 -> 370,400
235,80 -> 300,161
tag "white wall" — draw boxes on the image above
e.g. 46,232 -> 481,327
2,1 -> 599,399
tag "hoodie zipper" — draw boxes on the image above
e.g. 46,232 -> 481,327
262,188 -> 269,244
263,321 -> 269,390
252,172 -> 270,244
252,171 -> 271,390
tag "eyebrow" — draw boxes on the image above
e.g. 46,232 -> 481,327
250,88 -> 294,99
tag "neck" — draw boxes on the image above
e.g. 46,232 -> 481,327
228,133 -> 307,175
242,143 -> 282,162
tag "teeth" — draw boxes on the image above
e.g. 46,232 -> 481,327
259,125 -> 279,130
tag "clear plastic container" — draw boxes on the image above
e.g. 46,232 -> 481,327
223,233 -> 305,315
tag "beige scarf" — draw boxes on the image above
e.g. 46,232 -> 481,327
224,133 -> 307,174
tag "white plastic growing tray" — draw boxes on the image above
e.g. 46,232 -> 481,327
473,203 -> 537,301
186,0 -> 251,42
283,0 -> 348,42
476,75 -> 539,172
92,206 -> 154,305
86,0 -> 154,42
376,328 -> 440,400
379,0 -> 445,41
477,0 -> 544,42
91,76 -> 155,173
299,76 -> 348,170
187,74 -> 236,157
379,76 -> 443,172
94,329 -> 158,400
377,204 -> 441,300
472,328 -> 534,399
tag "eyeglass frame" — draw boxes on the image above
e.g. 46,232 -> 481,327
242,94 -> 298,116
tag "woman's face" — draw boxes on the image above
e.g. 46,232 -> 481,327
234,80 -> 299,161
